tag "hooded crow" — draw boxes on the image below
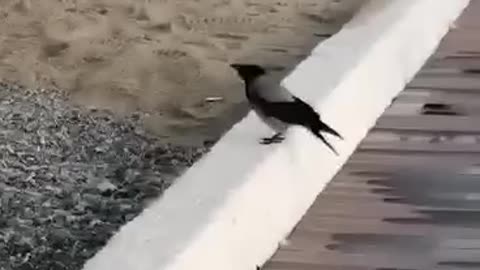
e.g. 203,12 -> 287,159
230,63 -> 343,155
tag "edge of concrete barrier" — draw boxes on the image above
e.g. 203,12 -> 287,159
82,1 -> 470,269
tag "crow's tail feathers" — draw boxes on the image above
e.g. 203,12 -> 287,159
319,121 -> 343,140
309,120 -> 343,155
313,132 -> 339,155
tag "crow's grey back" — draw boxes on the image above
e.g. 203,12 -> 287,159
249,76 -> 294,103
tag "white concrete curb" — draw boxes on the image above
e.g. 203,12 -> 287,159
82,1 -> 470,270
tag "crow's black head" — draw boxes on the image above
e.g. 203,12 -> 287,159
230,63 -> 266,83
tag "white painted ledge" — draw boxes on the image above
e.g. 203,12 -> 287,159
82,1 -> 470,270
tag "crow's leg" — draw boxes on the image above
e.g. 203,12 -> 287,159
260,132 -> 285,145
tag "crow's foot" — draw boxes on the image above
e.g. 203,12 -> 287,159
260,133 -> 285,145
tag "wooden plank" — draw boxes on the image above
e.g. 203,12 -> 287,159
407,76 -> 480,90
358,141 -> 480,153
404,90 -> 480,105
294,216 -> 480,237
426,57 -> 480,69
269,250 -> 431,270
374,115 -> 480,133
348,153 -> 480,166
438,30 -> 480,52
265,261 -> 373,270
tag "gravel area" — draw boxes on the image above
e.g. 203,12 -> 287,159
0,83 -> 209,270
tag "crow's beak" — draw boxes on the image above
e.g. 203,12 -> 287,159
230,63 -> 243,70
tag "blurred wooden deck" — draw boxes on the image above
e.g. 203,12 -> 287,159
262,2 -> 480,269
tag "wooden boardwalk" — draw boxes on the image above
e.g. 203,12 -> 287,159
262,2 -> 480,270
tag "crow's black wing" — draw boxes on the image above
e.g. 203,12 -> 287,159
257,96 -> 343,139
256,96 -> 318,126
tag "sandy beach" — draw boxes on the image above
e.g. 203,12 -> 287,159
0,0 -> 364,145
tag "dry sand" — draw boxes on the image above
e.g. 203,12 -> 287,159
0,0 -> 365,145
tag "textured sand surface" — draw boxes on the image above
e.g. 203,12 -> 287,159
0,0 -> 364,144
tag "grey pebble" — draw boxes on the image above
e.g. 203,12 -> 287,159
0,83 -> 210,270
